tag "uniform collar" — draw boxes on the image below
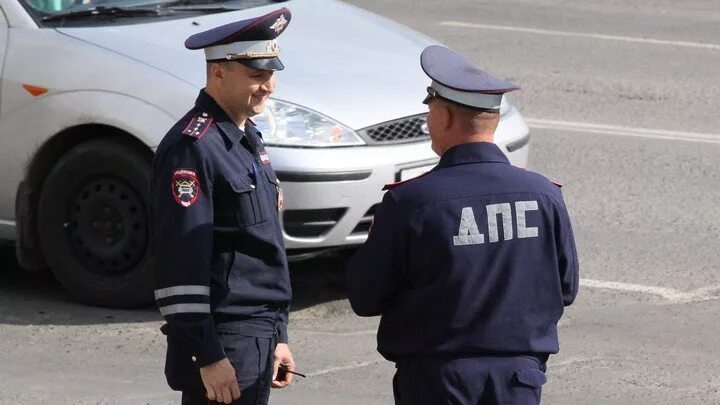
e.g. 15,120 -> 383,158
195,89 -> 249,147
437,141 -> 510,168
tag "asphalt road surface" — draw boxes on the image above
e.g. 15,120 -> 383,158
1,0 -> 719,403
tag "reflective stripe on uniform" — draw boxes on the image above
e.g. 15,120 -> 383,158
154,285 -> 211,300
159,303 -> 211,316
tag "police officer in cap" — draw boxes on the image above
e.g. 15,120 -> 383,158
151,8 -> 296,405
346,45 -> 579,405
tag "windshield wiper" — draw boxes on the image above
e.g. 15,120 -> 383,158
40,6 -> 162,22
160,0 -> 227,5
158,0 -> 237,11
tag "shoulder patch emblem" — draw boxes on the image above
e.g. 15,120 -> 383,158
181,113 -> 214,139
171,169 -> 200,207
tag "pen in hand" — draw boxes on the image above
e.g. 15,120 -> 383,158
279,364 -> 307,378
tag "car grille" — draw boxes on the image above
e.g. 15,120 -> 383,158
283,208 -> 347,238
357,114 -> 430,145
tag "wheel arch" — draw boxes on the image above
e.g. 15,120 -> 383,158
15,125 -> 154,270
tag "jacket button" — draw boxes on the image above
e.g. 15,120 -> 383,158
191,356 -> 197,362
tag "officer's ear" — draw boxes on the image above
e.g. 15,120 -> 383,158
208,62 -> 229,83
437,101 -> 452,131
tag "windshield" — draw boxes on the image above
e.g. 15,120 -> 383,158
25,0 -> 214,14
22,0 -> 286,26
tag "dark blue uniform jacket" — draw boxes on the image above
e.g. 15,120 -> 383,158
347,142 -> 578,363
151,90 -> 291,390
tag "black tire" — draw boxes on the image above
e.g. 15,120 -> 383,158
38,138 -> 153,308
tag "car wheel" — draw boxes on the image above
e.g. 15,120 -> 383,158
38,138 -> 153,308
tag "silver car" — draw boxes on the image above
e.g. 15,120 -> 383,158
0,0 -> 529,306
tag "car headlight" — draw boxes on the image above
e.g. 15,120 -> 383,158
254,99 -> 365,147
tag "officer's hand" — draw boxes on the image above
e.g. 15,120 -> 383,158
272,343 -> 295,389
200,358 -> 241,404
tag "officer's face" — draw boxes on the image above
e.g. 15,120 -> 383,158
215,63 -> 276,118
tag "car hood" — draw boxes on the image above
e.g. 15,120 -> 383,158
56,0 -> 436,129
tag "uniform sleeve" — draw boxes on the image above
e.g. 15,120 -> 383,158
554,194 -> 579,306
152,141 -> 225,367
345,191 -> 407,317
276,307 -> 289,344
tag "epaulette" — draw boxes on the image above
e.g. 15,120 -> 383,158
520,167 -> 563,188
382,172 -> 429,191
181,112 -> 214,139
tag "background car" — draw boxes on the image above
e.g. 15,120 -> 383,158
0,0 -> 530,307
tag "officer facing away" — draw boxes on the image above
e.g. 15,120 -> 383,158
151,8 -> 295,405
346,45 -> 579,405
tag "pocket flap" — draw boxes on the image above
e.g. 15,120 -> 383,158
515,369 -> 547,388
229,178 -> 254,193
265,169 -> 279,186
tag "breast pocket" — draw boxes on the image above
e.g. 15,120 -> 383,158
229,178 -> 267,226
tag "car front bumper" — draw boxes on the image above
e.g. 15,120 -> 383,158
268,106 -> 530,250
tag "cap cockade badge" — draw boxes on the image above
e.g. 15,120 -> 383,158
270,14 -> 288,33
266,39 -> 280,54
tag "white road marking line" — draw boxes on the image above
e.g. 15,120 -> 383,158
439,21 -> 720,51
580,278 -> 689,301
307,359 -> 385,377
684,284 -> 720,303
526,118 -> 720,145
581,278 -> 720,303
550,355 -> 607,368
299,281 -> 719,379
